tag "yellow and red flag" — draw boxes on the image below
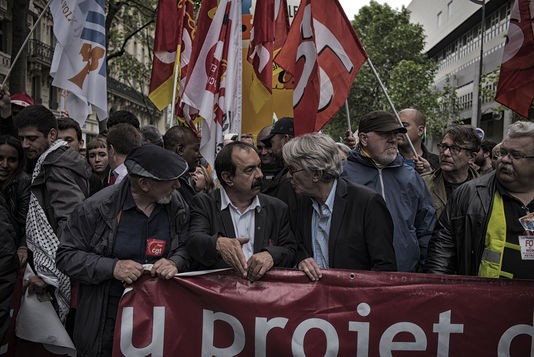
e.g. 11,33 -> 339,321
149,0 -> 195,111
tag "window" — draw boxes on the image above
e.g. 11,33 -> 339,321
437,11 -> 443,27
447,1 -> 453,18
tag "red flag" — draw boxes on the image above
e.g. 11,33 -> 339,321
247,0 -> 275,92
274,0 -> 368,135
495,0 -> 534,118
149,0 -> 194,111
247,0 -> 290,92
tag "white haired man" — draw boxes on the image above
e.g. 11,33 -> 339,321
283,133 -> 396,281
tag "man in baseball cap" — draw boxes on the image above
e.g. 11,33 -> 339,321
57,143 -> 191,356
341,110 -> 436,273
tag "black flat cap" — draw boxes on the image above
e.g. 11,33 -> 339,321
125,144 -> 188,180
261,117 -> 294,144
358,111 -> 407,134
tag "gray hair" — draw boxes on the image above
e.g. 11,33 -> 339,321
282,133 -> 342,180
506,121 -> 534,140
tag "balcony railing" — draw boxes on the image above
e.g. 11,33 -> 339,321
0,50 -> 10,75
28,39 -> 53,66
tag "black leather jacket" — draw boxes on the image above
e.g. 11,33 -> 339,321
425,172 -> 497,275
2,171 -> 30,247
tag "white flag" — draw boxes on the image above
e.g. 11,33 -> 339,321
50,0 -> 108,125
180,0 -> 242,167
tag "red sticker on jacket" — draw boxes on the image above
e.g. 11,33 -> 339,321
146,238 -> 166,257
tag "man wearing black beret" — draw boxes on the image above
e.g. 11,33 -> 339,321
57,144 -> 191,357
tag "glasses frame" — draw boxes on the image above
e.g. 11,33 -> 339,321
495,148 -> 534,161
287,166 -> 305,175
437,143 -> 475,155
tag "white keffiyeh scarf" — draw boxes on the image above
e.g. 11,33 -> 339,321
26,140 -> 71,323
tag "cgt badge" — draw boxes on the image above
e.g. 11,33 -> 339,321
146,238 -> 166,257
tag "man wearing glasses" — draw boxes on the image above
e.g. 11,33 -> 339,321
341,111 -> 437,273
422,125 -> 481,218
425,121 -> 534,280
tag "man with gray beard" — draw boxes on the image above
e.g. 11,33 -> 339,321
57,144 -> 191,356
341,111 -> 437,272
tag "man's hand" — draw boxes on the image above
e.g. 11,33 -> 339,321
17,246 -> 28,266
113,259 -> 144,284
298,257 -> 322,281
414,156 -> 432,174
247,251 -> 274,281
151,258 -> 177,279
216,237 -> 249,278
343,130 -> 357,149
26,275 -> 48,295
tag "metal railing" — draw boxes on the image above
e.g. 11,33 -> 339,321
28,39 -> 53,66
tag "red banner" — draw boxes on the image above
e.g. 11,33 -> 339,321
112,269 -> 534,356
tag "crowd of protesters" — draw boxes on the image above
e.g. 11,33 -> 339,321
0,85 -> 533,356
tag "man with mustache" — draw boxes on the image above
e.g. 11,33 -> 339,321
187,141 -> 296,281
422,125 -> 481,218
57,144 -> 191,356
341,111 -> 437,272
425,121 -> 534,280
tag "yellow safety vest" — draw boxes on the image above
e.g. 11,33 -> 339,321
478,191 -> 522,278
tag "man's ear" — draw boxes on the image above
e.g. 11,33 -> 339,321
221,171 -> 233,187
417,125 -> 425,138
176,144 -> 185,155
137,177 -> 152,192
359,133 -> 368,146
79,139 -> 85,150
467,151 -> 477,164
48,128 -> 58,143
312,170 -> 323,183
108,144 -> 115,157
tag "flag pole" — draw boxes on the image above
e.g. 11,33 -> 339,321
170,54 -> 180,124
2,0 -> 53,87
344,100 -> 352,133
366,57 -> 418,157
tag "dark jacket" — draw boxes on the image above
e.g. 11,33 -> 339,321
2,171 -> 30,247
342,147 -> 437,272
56,178 -> 191,357
292,179 -> 397,271
88,166 -> 110,196
0,195 -> 17,342
422,166 -> 479,218
425,172 -> 497,275
187,189 -> 296,269
32,144 -> 90,237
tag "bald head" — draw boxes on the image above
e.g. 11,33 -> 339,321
398,108 -> 426,149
